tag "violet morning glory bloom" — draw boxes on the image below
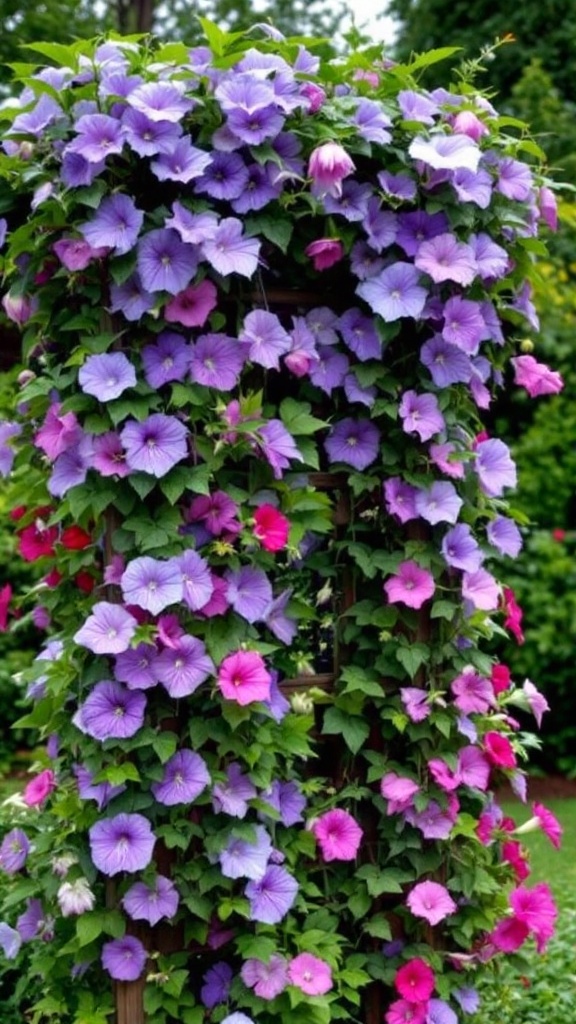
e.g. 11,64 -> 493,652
461,568 -> 501,610
469,232 -> 509,280
257,420 -> 303,478
398,89 -> 439,123
474,438 -> 517,496
232,161 -> 282,213
0,829 -> 30,874
121,556 -> 183,615
222,1015 -> 255,1024
0,923 -> 21,959
384,561 -> 435,609
487,516 -> 523,557
189,333 -> 246,390
225,566 -> 273,623
220,825 -> 272,881
399,391 -> 445,442
495,157 -> 533,201
441,296 -> 487,355
121,107 -> 181,157
384,477 -> 419,523
246,864 -> 298,923
227,103 -> 284,146
442,524 -> 483,572
201,962 -> 233,1008
89,813 -> 155,875
11,93 -> 63,135
344,373 -> 376,408
78,352 -> 136,401
151,138 -> 212,183
155,635 -> 214,698
212,763 -> 257,818
454,988 -> 480,1015
308,346 -> 349,394
451,667 -> 494,715
123,875 -> 179,925
61,151 -> 105,188
80,193 -> 144,255
427,1000 -> 459,1024
261,780 -> 306,826
241,954 -> 289,1000
450,166 -> 492,208
405,800 -> 456,840
128,80 -> 193,122
378,169 -> 417,201
0,421 -> 21,476
415,232 -> 476,286
137,228 -> 198,295
73,601 -> 138,655
75,680 -> 146,741
353,98 -> 392,143
120,413 -> 188,477
339,308 -> 381,361
240,310 -> 291,370
152,749 -> 210,806
114,643 -> 159,691
66,113 -> 124,162
420,335 -> 472,388
142,332 -> 190,388
364,198 -> 397,252
357,262 -> 427,321
264,590 -> 298,645
409,133 -> 481,172
201,218 -> 260,278
165,202 -> 218,244
396,209 -> 448,257
48,435 -> 93,497
74,763 -> 126,809
195,151 -> 249,200
177,550 -> 214,611
415,481 -> 462,525
400,688 -> 431,723
92,431 -> 129,477
102,936 -> 147,981
323,179 -> 372,222
325,417 -> 380,471
263,676 -> 291,723
109,273 -> 154,321
53,238 -> 108,270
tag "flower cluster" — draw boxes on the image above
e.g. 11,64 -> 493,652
0,23 -> 563,1024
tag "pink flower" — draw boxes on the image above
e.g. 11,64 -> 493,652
490,915 -> 530,953
312,808 -> 363,861
253,505 -> 290,552
501,587 -> 524,644
511,355 -> 563,397
380,773 -> 419,814
483,731 -> 517,769
502,839 -> 530,882
385,999 -> 427,1024
451,110 -> 488,141
491,663 -> 511,696
384,561 -> 435,609
23,769 -> 56,807
394,959 -> 435,1002
301,82 -> 326,112
308,141 -> 355,197
288,952 -> 333,995
532,803 -> 563,849
538,186 -> 558,231
522,679 -> 549,728
0,584 -> 12,632
406,881 -> 457,926
304,238 -> 344,271
164,279 -> 217,327
217,650 -> 271,706
510,882 -> 557,952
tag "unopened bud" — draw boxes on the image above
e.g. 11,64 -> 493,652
520,338 -> 534,353
291,691 -> 314,715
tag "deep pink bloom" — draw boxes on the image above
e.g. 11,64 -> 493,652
288,952 -> 333,995
0,584 -> 12,632
164,279 -> 218,327
384,561 -> 435,609
510,882 -> 558,952
305,238 -> 344,271
218,650 -> 271,705
394,959 -> 435,1002
23,769 -> 56,807
502,587 -> 525,644
491,663 -> 511,696
385,999 -> 427,1024
312,809 -> 363,861
532,803 -> 563,849
490,915 -> 530,953
308,142 -> 355,197
483,732 -> 517,769
511,355 -> 563,397
406,881 -> 457,926
253,505 -> 290,552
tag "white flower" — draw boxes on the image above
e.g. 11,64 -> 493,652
57,878 -> 95,916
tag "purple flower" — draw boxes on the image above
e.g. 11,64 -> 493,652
109,273 -> 154,320
245,864 -> 298,923
384,560 -> 435,609
123,875 -> 179,925
53,238 -> 108,270
451,167 -> 492,208
261,780 -> 306,826
67,113 -> 124,162
121,107 -> 181,156
142,332 -> 190,388
415,481 -> 462,525
426,999 -> 459,1024
339,308 -> 381,361
257,420 -> 303,478
353,98 -> 392,144
151,138 -> 212,183
420,335 -> 472,387
202,218 -> 260,278
396,209 -> 448,257
75,680 -> 146,740
240,310 -> 291,370
398,89 -> 439,123
263,590 -> 298,645
263,677 -> 291,723
232,162 -> 282,213
81,194 -> 144,255
220,825 -> 272,880
442,524 -> 483,572
155,635 -> 214,698
323,179 -> 372,222
357,262 -> 427,321
78,352 -> 136,402
400,687 -> 430,722
74,763 -> 125,809
325,417 -> 380,471
405,800 -> 456,840
474,439 -> 517,496
384,477 -> 419,523
451,667 -> 494,715
495,157 -> 533,201
415,232 -> 476,285
92,431 -> 129,477
74,602 -> 138,655
128,80 -> 193,122
487,516 -> 522,557
344,373 -> 376,408
442,296 -> 487,355
461,568 -> 501,610
61,151 -> 105,187
308,346 -> 349,394
227,103 -> 284,146
102,935 -> 147,981
409,134 -> 481,172
453,988 -> 480,1014
48,436 -> 93,497
120,413 -> 188,477
378,170 -> 417,201
195,151 -> 249,200
0,829 -> 30,874
177,550 -> 214,611
212,763 -> 257,818
121,556 -> 183,614
190,333 -> 246,389
201,962 -> 233,1008
364,199 -> 397,252
399,391 -> 445,441
0,923 -> 21,959
137,228 -> 198,295
114,643 -> 159,691
470,232 -> 509,280
11,92 -> 63,135
430,442 -> 466,479
225,566 -> 273,623
407,880 -> 457,926
0,421 -> 21,476
152,749 -> 210,806
241,954 -> 289,1000
89,813 -> 155,875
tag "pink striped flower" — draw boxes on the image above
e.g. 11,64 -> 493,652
312,808 -> 363,861
217,650 -> 271,706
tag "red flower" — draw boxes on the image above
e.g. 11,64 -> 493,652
483,731 -> 517,769
552,528 -> 566,542
75,571 -> 96,594
61,525 -> 92,550
17,507 -> 57,561
253,505 -> 290,552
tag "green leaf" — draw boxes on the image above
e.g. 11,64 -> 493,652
76,913 -> 104,947
340,665 -> 383,698
322,707 -> 369,754
363,914 -> 392,940
100,762 -> 141,786
395,643 -> 430,678
127,472 -> 157,501
245,214 -> 293,253
430,600 -> 457,621
152,731 -> 178,764
280,397 -> 328,435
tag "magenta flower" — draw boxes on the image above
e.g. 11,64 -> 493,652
305,238 -> 344,271
522,679 -> 550,728
400,688 -> 431,723
218,650 -> 271,706
53,237 -> 108,270
532,803 -> 563,850
394,958 -> 435,1002
155,635 -> 214,698
122,875 -> 179,925
407,880 -> 457,926
137,228 -> 198,295
325,417 -> 380,471
165,279 -> 218,328
380,773 -> 419,814
152,749 -> 210,806
288,952 -> 333,995
384,561 -> 435,609
101,935 -> 147,981
121,556 -> 183,614
385,999 -> 427,1024
357,262 -> 427,321
312,808 -> 363,861
308,141 -> 355,197
74,602 -> 138,655
75,680 -> 146,741
22,769 -> 55,807
246,864 -> 298,923
511,355 -> 563,397
89,813 -> 155,875
78,352 -> 136,402
120,413 -> 188,478
35,403 -> 81,460
80,194 -> 144,255
399,390 -> 445,441
92,431 -> 130,477
509,882 -> 557,952
241,954 -> 289,1000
